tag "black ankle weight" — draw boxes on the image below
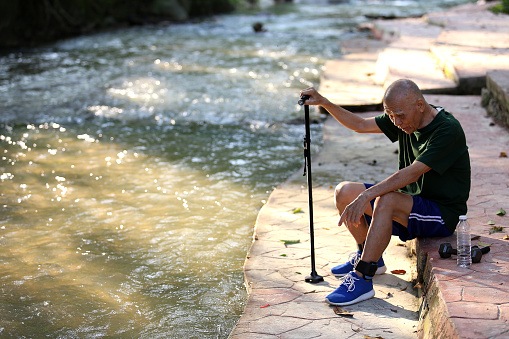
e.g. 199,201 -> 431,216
355,260 -> 378,280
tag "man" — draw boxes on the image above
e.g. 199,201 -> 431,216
300,79 -> 470,306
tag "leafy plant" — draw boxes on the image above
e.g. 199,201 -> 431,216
490,0 -> 509,14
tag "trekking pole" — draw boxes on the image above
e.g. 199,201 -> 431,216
298,94 -> 324,284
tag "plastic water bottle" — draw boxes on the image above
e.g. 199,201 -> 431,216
456,215 -> 472,267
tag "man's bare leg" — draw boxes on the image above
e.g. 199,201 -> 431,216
334,181 -> 372,244
356,191 -> 413,278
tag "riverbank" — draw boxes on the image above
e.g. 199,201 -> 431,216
0,0 -> 242,48
229,1 -> 509,338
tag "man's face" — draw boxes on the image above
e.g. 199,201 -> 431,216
383,99 -> 422,134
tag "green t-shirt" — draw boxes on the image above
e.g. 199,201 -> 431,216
375,107 -> 471,232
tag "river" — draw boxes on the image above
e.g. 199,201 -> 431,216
0,0 -> 472,337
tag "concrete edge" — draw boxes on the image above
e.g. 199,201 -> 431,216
415,237 -> 460,338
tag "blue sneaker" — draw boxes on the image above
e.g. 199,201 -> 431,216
331,250 -> 387,277
325,271 -> 375,306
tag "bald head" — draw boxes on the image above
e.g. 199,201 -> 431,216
383,79 -> 424,106
382,79 -> 438,133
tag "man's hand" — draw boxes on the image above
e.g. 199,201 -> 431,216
300,87 -> 328,107
339,192 -> 370,230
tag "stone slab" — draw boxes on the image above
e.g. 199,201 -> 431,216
431,43 -> 509,94
486,70 -> 509,126
319,57 -> 384,109
371,16 -> 457,93
318,38 -> 388,109
375,46 -> 457,93
425,1 -> 508,35
426,1 -> 509,94
371,17 -> 442,43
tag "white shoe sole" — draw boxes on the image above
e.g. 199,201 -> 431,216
332,265 -> 387,277
325,289 -> 375,306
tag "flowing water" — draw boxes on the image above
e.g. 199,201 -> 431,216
0,0 -> 472,337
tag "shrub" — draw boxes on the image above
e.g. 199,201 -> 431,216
490,0 -> 509,14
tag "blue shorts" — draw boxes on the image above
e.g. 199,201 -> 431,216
363,183 -> 453,241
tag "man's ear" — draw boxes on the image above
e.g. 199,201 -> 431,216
416,99 -> 425,112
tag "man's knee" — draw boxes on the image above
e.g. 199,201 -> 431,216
335,181 -> 364,206
373,192 -> 413,225
374,192 -> 399,207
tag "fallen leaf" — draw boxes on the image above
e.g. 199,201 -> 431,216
489,226 -> 504,234
260,304 -> 270,308
280,254 -> 287,257
500,152 -> 507,158
414,282 -> 423,289
280,239 -> 300,245
390,309 -> 398,313
488,220 -> 496,225
292,208 -> 303,214
471,235 -> 481,240
399,286 -> 408,291
391,269 -> 406,275
364,335 -> 384,339
496,208 -> 506,216
503,235 -> 509,240
295,272 -> 302,274
353,327 -> 361,333
333,306 -> 353,317
478,241 -> 492,248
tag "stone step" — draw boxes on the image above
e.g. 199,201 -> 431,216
484,70 -> 509,126
375,45 -> 457,94
319,57 -> 384,110
321,2 -> 509,108
371,17 -> 457,94
372,17 -> 442,43
425,2 -> 509,94
319,38 -> 387,110
430,43 -> 509,94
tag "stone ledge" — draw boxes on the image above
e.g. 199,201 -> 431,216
415,236 -> 460,338
413,94 -> 509,339
483,70 -> 509,127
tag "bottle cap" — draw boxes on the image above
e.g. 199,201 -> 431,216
459,215 -> 467,220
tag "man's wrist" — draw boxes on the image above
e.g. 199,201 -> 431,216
359,189 -> 374,203
318,97 -> 334,109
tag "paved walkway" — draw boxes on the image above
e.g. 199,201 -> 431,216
229,113 -> 420,338
229,2 -> 509,338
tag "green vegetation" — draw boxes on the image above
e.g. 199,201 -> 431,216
0,0 -> 254,48
490,0 -> 509,14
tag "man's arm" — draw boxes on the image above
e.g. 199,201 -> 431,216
361,160 -> 431,202
300,87 -> 382,133
339,161 -> 432,228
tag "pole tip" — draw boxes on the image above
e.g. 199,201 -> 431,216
305,273 -> 324,283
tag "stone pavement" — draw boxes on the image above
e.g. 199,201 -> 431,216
229,2 -> 509,338
229,113 -> 420,339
